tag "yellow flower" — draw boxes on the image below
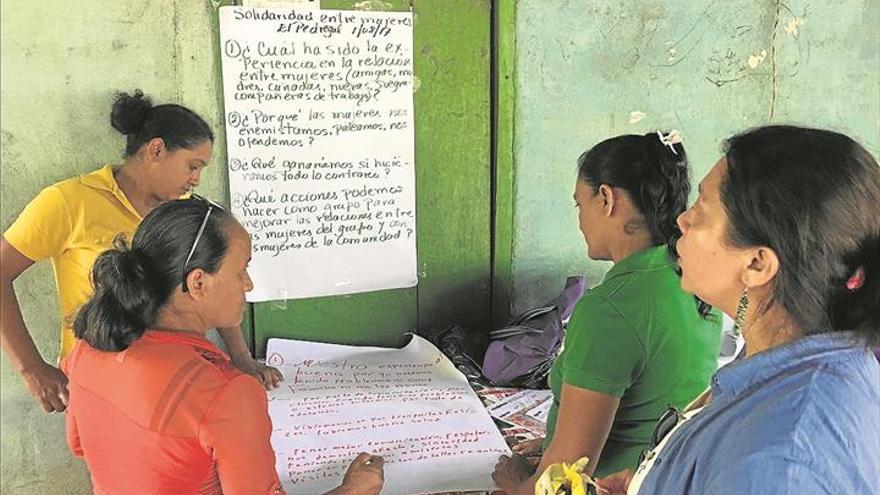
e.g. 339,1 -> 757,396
535,457 -> 595,495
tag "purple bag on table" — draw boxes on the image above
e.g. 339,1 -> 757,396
482,276 -> 586,388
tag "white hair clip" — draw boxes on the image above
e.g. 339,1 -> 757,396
657,130 -> 682,155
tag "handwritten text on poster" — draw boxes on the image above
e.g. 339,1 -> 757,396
219,7 -> 417,301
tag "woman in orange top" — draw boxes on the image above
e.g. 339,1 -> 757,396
63,197 -> 385,495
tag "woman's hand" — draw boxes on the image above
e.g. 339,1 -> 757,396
220,326 -> 283,390
232,355 -> 283,390
339,453 -> 385,495
594,469 -> 634,495
22,361 -> 68,412
2,238 -> 68,413
492,454 -> 535,493
512,437 -> 545,455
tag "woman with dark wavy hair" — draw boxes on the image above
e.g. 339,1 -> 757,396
64,197 -> 385,495
493,132 -> 722,494
598,125 -> 880,494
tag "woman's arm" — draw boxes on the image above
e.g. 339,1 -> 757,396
217,325 -> 283,390
538,384 -> 620,476
495,384 -> 620,495
323,453 -> 385,495
199,375 -> 284,494
0,238 -> 68,412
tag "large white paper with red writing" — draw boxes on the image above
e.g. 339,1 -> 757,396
265,335 -> 510,495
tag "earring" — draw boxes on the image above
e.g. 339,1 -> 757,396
733,287 -> 749,337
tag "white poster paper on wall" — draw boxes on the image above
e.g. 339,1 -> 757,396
243,0 -> 318,8
219,6 -> 417,302
265,335 -> 510,495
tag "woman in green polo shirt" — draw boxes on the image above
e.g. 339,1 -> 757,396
493,132 -> 721,493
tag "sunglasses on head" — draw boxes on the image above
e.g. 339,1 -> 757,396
181,194 -> 225,293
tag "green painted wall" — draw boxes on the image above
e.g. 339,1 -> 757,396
503,0 -> 880,316
0,1 -> 227,492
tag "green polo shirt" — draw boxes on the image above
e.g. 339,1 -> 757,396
544,245 -> 721,477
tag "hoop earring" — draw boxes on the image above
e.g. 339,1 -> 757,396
733,287 -> 749,337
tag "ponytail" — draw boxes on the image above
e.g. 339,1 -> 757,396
828,234 -> 880,336
73,236 -> 160,352
110,90 -> 153,137
111,89 -> 214,158
73,198 -> 234,352
578,132 -> 712,318
577,131 -> 691,255
638,132 -> 689,257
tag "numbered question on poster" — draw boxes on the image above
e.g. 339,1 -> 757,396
266,335 -> 510,495
220,7 -> 417,301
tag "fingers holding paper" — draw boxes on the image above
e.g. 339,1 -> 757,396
511,437 -> 545,455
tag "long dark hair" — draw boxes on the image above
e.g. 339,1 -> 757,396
111,89 -> 214,157
577,132 -> 689,257
722,125 -> 880,345
578,132 -> 713,318
74,198 -> 234,352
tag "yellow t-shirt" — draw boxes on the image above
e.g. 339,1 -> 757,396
4,165 -> 141,358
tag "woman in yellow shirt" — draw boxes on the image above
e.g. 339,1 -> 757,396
0,90 -> 281,413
